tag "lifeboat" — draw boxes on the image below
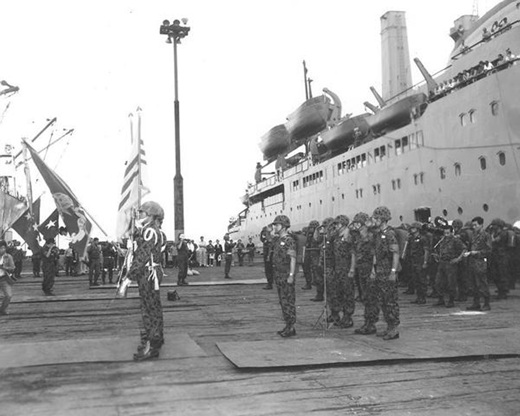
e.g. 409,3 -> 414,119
258,124 -> 290,161
366,93 -> 428,135
285,95 -> 331,141
319,113 -> 371,151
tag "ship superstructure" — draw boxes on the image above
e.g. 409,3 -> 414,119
230,0 -> 520,240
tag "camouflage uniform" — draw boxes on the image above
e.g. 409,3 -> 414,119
321,235 -> 335,307
367,226 -> 400,328
407,231 -> 430,301
332,232 -> 355,322
302,225 -> 317,288
354,232 -> 375,306
468,228 -> 492,306
128,222 -> 166,351
455,224 -> 473,300
435,234 -> 466,304
272,234 -> 296,327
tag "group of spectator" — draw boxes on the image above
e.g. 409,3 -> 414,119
431,48 -> 517,101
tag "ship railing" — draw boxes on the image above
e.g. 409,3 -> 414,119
251,157 -> 310,194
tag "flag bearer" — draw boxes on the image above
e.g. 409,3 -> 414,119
124,201 -> 166,361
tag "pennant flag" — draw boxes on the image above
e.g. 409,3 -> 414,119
115,135 -> 149,240
24,141 -> 92,257
0,192 -> 28,238
38,209 -> 59,240
11,197 -> 42,252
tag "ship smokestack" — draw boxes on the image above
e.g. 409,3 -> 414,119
380,11 -> 412,101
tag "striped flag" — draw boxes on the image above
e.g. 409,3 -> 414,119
116,113 -> 149,240
11,197 -> 41,252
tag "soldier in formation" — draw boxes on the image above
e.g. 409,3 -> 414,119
260,225 -> 273,290
270,215 -> 297,337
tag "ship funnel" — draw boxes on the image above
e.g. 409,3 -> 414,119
414,58 -> 438,93
380,11 -> 412,101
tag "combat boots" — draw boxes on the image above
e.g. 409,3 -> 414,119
327,312 -> 341,326
133,341 -> 160,361
466,297 -> 481,311
339,315 -> 354,328
434,298 -> 446,307
311,285 -> 324,301
411,297 -> 426,304
382,326 -> 400,340
355,323 -> 376,335
263,283 -> 273,290
445,296 -> 455,308
279,326 -> 296,338
481,297 -> 491,311
302,283 -> 312,290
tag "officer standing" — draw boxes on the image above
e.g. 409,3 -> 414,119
271,215 -> 297,337
465,216 -> 492,311
123,201 -> 166,361
407,222 -> 430,305
176,234 -> 189,286
260,225 -> 273,289
87,238 -> 102,286
433,225 -> 466,308
223,234 -> 235,279
369,206 -> 400,340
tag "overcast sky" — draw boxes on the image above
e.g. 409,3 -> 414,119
0,0 -> 499,242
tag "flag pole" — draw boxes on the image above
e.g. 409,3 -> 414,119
136,106 -> 142,208
22,139 -> 34,216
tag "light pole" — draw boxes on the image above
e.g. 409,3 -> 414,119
160,18 -> 190,239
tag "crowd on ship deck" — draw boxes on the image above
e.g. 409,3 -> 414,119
259,207 -> 520,339
430,48 -> 518,102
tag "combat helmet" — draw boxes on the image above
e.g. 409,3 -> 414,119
139,201 -> 164,221
410,222 -> 423,230
334,215 -> 350,227
452,219 -> 463,229
353,212 -> 370,225
272,215 -> 291,228
322,217 -> 334,228
490,218 -> 505,228
372,206 -> 392,222
308,220 -> 320,229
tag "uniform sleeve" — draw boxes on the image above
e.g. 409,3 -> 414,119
128,231 -> 157,281
286,236 -> 296,258
387,230 -> 399,254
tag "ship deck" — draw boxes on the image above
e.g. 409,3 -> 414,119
1,261 -> 520,416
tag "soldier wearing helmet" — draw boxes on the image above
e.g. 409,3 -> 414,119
271,215 -> 297,337
328,215 -> 356,328
405,222 -> 430,305
302,220 -> 319,291
312,217 -> 334,302
123,201 -> 167,361
366,206 -> 401,340
454,220 -> 473,302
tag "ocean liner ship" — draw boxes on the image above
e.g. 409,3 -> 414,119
230,0 -> 520,240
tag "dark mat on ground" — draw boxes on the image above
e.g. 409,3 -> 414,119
0,333 -> 206,369
217,327 -> 520,369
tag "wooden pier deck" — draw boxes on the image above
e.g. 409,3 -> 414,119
1,262 -> 519,416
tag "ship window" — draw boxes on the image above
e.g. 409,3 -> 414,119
459,113 -> 467,126
360,188 -> 363,198
392,180 -> 396,190
498,151 -> 506,166
483,203 -> 489,212
332,196 -> 335,202
377,184 -> 381,194
373,185 -> 377,195
356,189 -> 359,199
409,133 -> 417,150
440,167 -> 446,179
458,207 -> 463,215
356,155 -> 361,169
374,147 -> 379,160
420,172 -> 424,184
395,140 -> 402,156
454,163 -> 462,176
380,146 -> 386,159
443,209 -> 448,217
361,153 -> 367,167
402,136 -> 408,151
469,109 -> 476,123
479,156 -> 487,170
417,131 -> 424,146
320,200 -> 322,205
397,179 -> 401,189
414,174 -> 418,185
342,193 -> 345,199
490,101 -> 499,116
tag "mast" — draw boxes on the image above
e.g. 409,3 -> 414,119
303,60 -> 309,100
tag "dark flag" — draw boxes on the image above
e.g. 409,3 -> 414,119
38,209 -> 59,240
0,192 -> 27,237
24,141 -> 92,257
11,197 -> 42,253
